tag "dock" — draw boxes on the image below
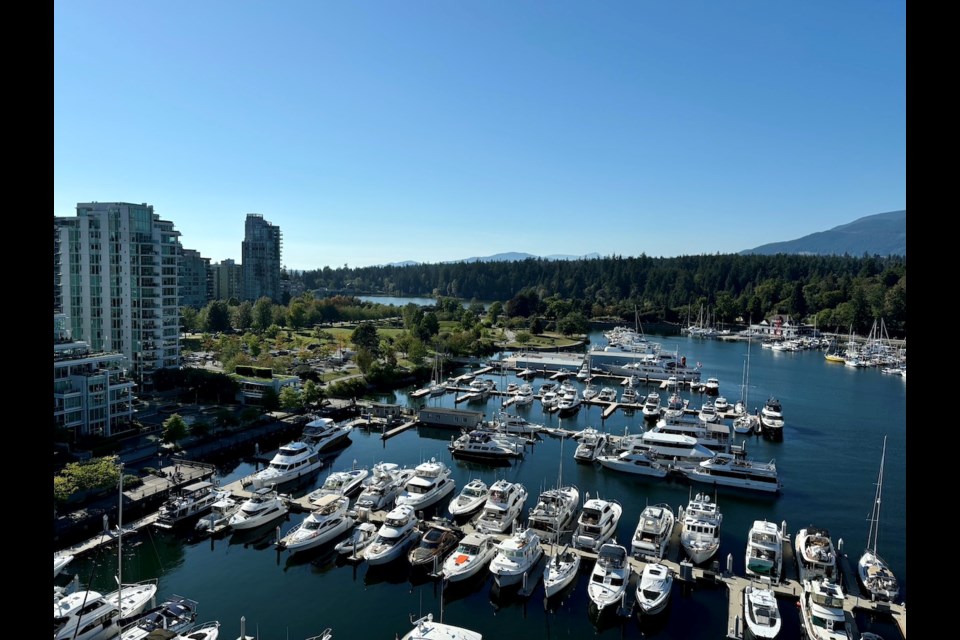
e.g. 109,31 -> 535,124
381,419 -> 418,440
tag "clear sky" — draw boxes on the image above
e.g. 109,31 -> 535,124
54,1 -> 905,270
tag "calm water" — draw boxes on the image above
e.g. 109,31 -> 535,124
61,330 -> 906,640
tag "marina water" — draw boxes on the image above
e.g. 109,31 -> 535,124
59,329 -> 906,639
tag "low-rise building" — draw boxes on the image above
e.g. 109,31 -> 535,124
229,365 -> 300,405
418,407 -> 483,430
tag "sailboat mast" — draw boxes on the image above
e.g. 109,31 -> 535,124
117,462 -> 124,608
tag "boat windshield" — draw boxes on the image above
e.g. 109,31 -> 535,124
456,543 -> 479,555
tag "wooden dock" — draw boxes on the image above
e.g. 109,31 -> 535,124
381,419 -> 418,440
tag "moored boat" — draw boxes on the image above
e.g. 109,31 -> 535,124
586,543 -> 631,611
743,583 -> 782,639
542,545 -> 580,598
630,503 -> 675,560
635,562 -> 672,615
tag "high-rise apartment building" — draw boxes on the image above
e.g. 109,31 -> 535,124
54,313 -> 135,437
211,258 -> 242,301
242,213 -> 282,302
54,202 -> 181,389
180,247 -> 212,309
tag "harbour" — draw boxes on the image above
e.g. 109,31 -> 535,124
54,328 -> 908,640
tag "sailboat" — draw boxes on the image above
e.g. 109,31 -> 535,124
54,463 -> 158,640
428,352 -> 446,396
733,337 -> 760,435
857,436 -> 899,602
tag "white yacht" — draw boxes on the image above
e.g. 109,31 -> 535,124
638,431 -> 716,468
306,467 -> 370,503
557,388 -> 582,414
598,387 -> 618,402
650,418 -> 733,454
745,520 -> 784,582
301,416 -> 352,452
573,428 -> 607,462
228,488 -> 289,530
476,480 -> 528,534
400,613 -> 483,640
540,390 -> 560,410
195,493 -> 241,535
582,382 -> 599,402
55,580 -> 158,640
620,383 -> 638,405
635,562 -> 673,615
577,361 -> 591,380
491,411 -> 542,436
278,494 -> 354,553
704,377 -> 720,394
408,520 -> 462,570
796,526 -> 837,583
447,478 -> 489,517
154,481 -> 221,529
355,462 -> 415,515
449,430 -> 523,462
396,458 -> 456,511
684,450 -> 781,493
441,532 -> 498,582
759,397 -> 785,438
596,449 -> 668,478
364,504 -> 421,565
586,543 -> 631,611
250,441 -> 323,489
630,503 -> 675,560
641,392 -> 662,419
714,396 -> 730,413
743,583 -> 782,639
527,485 -> 580,542
663,391 -> 686,420
542,545 -> 580,598
513,383 -> 535,406
572,497 -> 622,552
489,527 -> 544,587
680,493 -> 722,564
799,579 -> 852,640
697,401 -> 720,423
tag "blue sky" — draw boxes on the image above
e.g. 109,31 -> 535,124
54,1 -> 905,270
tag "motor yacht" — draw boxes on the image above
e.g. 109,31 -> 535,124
364,504 -> 421,565
586,543 -> 631,611
641,392 -> 662,419
680,492 -> 722,564
400,613 -> 483,640
54,580 -> 158,640
697,401 -> 720,423
117,594 -> 198,640
743,583 -> 782,639
582,382 -> 599,402
596,449 -> 668,478
572,497 -> 622,552
684,450 -> 781,493
441,532 -> 498,583
759,397 -> 785,439
277,494 -> 354,553
573,428 -> 607,463
799,579 -> 852,640
300,416 -> 352,452
796,526 -> 838,583
714,396 -> 730,413
557,389 -> 582,415
475,479 -> 528,534
306,466 -> 370,503
54,552 -> 74,578
635,562 -> 673,615
527,485 -> 580,542
447,478 -> 489,517
355,462 -> 415,515
408,519 -> 462,570
540,390 -> 560,410
489,528 -> 544,587
745,520 -> 784,582
195,493 -> 241,535
396,458 -> 456,511
154,481 -> 222,529
513,383 -> 535,406
249,441 -> 323,489
598,387 -> 618,402
704,377 -> 720,394
228,488 -> 289,530
630,503 -> 675,560
449,430 -> 523,462
542,545 -> 580,598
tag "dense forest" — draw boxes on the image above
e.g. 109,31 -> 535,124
290,254 -> 906,336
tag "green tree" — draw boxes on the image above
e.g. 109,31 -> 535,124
352,322 -> 381,355
355,347 -> 375,373
261,387 -> 280,411
515,331 -> 532,346
252,297 -> 274,333
190,420 -> 211,438
288,301 -> 307,330
204,300 -> 231,333
486,301 -> 503,324
240,406 -> 261,426
233,300 -> 253,332
556,311 -> 588,336
180,306 -> 200,333
301,379 -> 323,409
279,386 -> 302,411
162,414 -> 189,445
53,456 -> 121,503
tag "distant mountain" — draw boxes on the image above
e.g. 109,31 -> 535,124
741,210 -> 906,256
387,252 -> 601,266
